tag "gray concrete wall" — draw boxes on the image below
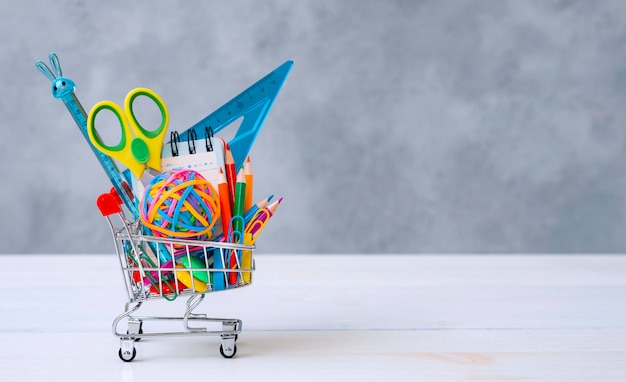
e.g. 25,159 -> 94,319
2,0 -> 626,254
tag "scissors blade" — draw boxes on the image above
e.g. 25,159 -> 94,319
140,168 -> 159,186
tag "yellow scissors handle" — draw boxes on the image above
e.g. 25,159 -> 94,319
87,100 -> 147,179
124,88 -> 169,172
87,88 -> 169,180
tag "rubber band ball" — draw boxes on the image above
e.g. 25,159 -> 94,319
140,169 -> 220,240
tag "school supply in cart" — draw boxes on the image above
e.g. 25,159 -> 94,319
174,60 -> 293,170
244,156 -> 253,211
140,168 -> 220,241
162,128 -> 224,191
245,197 -> 283,244
97,188 -> 253,360
129,128 -> 225,204
36,51 -> 292,362
87,87 -> 169,182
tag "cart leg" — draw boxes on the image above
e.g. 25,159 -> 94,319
127,318 -> 143,340
112,301 -> 142,337
222,320 -> 240,337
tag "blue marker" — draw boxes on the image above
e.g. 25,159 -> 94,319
36,53 -> 139,218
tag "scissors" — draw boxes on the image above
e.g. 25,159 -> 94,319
87,87 -> 169,182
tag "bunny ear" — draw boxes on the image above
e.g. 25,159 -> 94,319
35,60 -> 56,82
49,52 -> 62,78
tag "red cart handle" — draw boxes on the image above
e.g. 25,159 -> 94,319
96,188 -> 123,217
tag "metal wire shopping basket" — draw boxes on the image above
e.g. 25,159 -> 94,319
97,188 -> 255,362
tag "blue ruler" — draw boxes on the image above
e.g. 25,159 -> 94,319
176,60 -> 293,170
36,53 -> 139,218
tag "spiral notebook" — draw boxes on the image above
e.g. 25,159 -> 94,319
161,129 -> 224,191
127,128 -> 224,200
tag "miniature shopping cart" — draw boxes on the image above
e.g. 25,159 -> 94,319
97,188 -> 255,362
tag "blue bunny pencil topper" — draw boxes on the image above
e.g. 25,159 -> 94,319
35,53 -> 76,99
35,53 -> 139,217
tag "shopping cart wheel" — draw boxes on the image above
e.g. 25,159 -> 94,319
219,343 -> 237,358
118,347 -> 137,362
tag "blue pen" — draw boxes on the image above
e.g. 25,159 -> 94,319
36,53 -> 139,218
243,194 -> 273,223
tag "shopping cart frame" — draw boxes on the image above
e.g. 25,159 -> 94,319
97,189 -> 255,361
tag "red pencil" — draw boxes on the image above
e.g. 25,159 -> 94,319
223,143 -> 237,210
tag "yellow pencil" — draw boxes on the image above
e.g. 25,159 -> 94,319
242,232 -> 253,284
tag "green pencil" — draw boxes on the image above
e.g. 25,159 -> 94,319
232,167 -> 247,242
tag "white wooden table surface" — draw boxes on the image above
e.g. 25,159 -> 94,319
1,254 -> 625,381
